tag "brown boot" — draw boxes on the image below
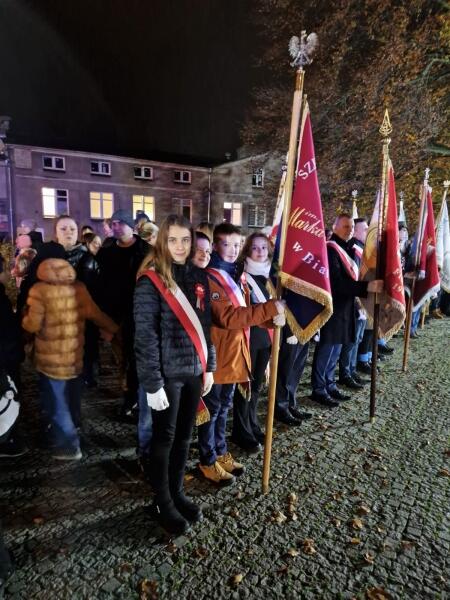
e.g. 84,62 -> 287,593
199,461 -> 235,486
217,452 -> 245,476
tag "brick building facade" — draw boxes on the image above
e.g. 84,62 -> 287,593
0,143 -> 283,241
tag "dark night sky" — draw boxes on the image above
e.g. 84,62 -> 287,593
0,0 -> 260,162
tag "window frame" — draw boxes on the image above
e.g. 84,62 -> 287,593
247,203 -> 267,228
90,160 -> 111,176
41,187 -> 69,218
134,166 -> 153,180
132,194 -> 155,221
42,155 -> 66,172
223,201 -> 242,226
252,167 -> 265,188
174,169 -> 192,184
89,191 -> 114,220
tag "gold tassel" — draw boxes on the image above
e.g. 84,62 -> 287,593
196,406 -> 210,426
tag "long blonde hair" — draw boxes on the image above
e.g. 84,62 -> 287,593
138,214 -> 195,290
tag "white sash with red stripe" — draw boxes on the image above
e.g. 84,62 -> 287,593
352,243 -> 363,261
327,240 -> 359,281
245,273 -> 269,304
143,269 -> 208,381
206,267 -> 247,307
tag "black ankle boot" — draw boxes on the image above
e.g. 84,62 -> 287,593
148,500 -> 190,535
172,492 -> 203,523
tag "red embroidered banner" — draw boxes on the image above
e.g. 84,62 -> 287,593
273,101 -> 332,343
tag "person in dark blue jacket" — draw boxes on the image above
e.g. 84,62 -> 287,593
134,214 -> 216,535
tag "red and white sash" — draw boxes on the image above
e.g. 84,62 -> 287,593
143,269 -> 208,382
245,273 -> 269,304
327,240 -> 359,281
206,267 -> 247,308
352,243 -> 363,261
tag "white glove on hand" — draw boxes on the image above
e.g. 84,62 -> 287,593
286,335 -> 298,345
146,388 -> 169,411
273,313 -> 286,327
202,372 -> 214,397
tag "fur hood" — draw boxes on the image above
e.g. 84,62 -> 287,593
37,258 -> 76,285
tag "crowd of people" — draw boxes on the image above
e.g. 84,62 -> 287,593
0,208 -> 448,544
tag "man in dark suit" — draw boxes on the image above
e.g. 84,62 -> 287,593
310,214 -> 383,408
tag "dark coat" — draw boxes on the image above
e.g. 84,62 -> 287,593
76,252 -> 100,302
247,274 -> 272,350
97,235 -> 149,323
0,283 -> 24,369
65,244 -> 87,269
319,234 -> 368,344
134,262 -> 216,394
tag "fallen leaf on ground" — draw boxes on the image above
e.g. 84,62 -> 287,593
444,449 -> 450,457
33,517 -> 44,526
184,473 -> 194,482
363,552 -> 375,564
350,518 -> 364,530
356,504 -> 371,516
193,546 -> 209,559
331,491 -> 343,501
355,447 -> 367,454
165,543 -> 177,554
290,512 -> 298,521
376,526 -> 386,534
271,510 -> 287,524
230,573 -> 244,586
287,492 -> 298,504
305,452 -> 315,464
380,479 -> 389,487
139,579 -> 158,600
349,537 -> 361,545
235,490 -> 244,500
331,517 -> 341,527
401,540 -> 416,551
302,538 -> 316,554
366,587 -> 391,600
438,468 -> 450,477
119,562 -> 133,573
229,507 -> 240,518
277,564 -> 289,575
351,489 -> 361,496
286,547 -> 299,557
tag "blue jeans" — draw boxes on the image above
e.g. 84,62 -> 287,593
339,318 -> 366,379
137,385 -> 153,458
411,309 -> 421,334
39,374 -> 82,451
311,343 -> 343,395
198,383 -> 235,466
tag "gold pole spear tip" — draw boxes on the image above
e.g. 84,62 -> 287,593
379,108 -> 392,137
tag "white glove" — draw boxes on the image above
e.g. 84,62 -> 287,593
146,388 -> 169,411
273,313 -> 286,327
202,372 -> 214,397
286,335 -> 298,345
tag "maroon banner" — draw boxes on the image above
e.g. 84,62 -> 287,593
277,101 -> 333,343
413,188 -> 440,308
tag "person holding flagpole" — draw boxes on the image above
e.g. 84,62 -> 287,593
310,213 -> 384,407
134,215 -> 216,535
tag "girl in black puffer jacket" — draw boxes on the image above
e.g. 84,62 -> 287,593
134,214 -> 216,535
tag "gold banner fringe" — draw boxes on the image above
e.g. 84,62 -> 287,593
196,406 -> 210,426
267,276 -> 333,345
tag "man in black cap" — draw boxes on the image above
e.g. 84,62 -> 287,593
96,209 -> 150,418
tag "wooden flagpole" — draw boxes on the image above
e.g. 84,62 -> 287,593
369,109 -> 392,423
402,168 -> 430,372
262,31 -> 318,494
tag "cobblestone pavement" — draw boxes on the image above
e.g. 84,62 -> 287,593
1,319 -> 449,600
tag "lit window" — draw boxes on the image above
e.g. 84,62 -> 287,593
252,168 -> 264,188
90,191 -> 114,219
223,202 -> 242,226
173,198 -> 192,220
91,161 -> 111,176
133,195 -> 155,221
134,166 -> 153,180
248,204 -> 267,227
42,188 -> 69,218
174,170 -> 191,184
42,155 -> 65,171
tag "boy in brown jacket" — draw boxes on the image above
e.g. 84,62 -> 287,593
23,256 -> 118,460
198,223 -> 285,485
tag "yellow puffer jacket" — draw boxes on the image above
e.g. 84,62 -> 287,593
22,258 -> 118,380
